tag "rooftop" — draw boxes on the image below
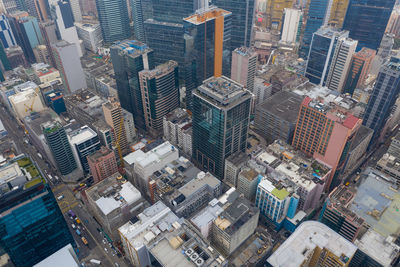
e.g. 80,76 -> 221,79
67,125 -> 97,145
111,40 -> 152,58
258,91 -> 303,123
125,141 -> 177,168
86,173 -> 142,215
354,47 -> 376,59
195,76 -> 252,108
164,108 -> 191,125
33,244 -> 79,267
267,221 -> 357,267
233,47 -> 257,58
184,7 -> 231,25
23,109 -> 61,136
139,60 -> 177,79
64,89 -> 108,118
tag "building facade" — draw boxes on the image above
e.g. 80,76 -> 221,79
231,47 -> 257,92
102,99 -> 128,152
192,76 -> 251,179
87,146 -> 118,183
281,8 -> 302,44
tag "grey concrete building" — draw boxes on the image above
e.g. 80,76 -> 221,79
224,151 -> 248,187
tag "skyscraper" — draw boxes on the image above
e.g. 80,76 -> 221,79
281,8 -> 302,45
328,0 -> 349,28
343,47 -> 376,95
292,95 -> 362,190
343,0 -> 396,51
265,0 -> 293,30
212,0 -> 255,50
183,7 -> 232,109
0,155 -> 75,267
231,46 -> 257,92
110,40 -> 154,129
138,60 -> 180,136
326,37 -> 357,92
192,76 -> 251,179
363,57 -> 400,147
305,27 -> 349,85
131,0 -> 145,41
51,40 -> 87,94
42,121 -> 78,176
102,98 -> 128,152
0,15 -> 17,48
299,0 -> 331,59
95,0 -> 131,44
39,20 -> 58,67
24,0 -> 50,22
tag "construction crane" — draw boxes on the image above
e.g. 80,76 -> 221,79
115,114 -> 125,168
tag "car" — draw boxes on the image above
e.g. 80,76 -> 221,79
109,243 -> 112,247
102,240 -> 106,244
71,224 -> 76,229
57,195 -> 64,200
115,263 -> 119,267
104,248 -> 108,252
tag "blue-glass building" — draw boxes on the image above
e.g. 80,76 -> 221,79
363,57 -> 400,148
0,15 -> 16,48
299,0 -> 330,59
192,76 -> 251,179
212,0 -> 255,50
305,27 -> 348,85
131,0 -> 145,41
343,0 -> 396,51
42,121 -> 78,175
95,0 -> 131,44
0,156 -> 75,267
110,40 -> 155,130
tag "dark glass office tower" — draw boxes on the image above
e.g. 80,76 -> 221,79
212,0 -> 255,50
343,0 -> 395,51
132,0 -> 145,41
192,76 -> 251,179
95,0 -> 131,44
299,0 -> 330,59
0,156 -> 75,267
110,40 -> 155,130
183,8 -> 232,109
42,121 -> 77,175
0,41 -> 11,71
363,57 -> 400,147
152,0 -> 194,23
305,27 -> 348,85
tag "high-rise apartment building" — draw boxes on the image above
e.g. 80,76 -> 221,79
95,0 -> 131,44
343,0 -> 395,51
328,0 -> 349,28
326,38 -> 357,92
42,121 -> 78,176
51,40 -> 87,94
343,47 -> 376,95
183,7 -> 232,109
231,47 -> 257,92
139,60 -> 179,136
87,146 -> 118,183
281,8 -> 302,45
102,99 -> 128,152
213,0 -> 255,50
292,95 -> 362,190
68,0 -> 82,22
0,156 -> 75,267
265,0 -> 293,30
305,27 -> 349,85
192,76 -> 251,179
110,40 -> 154,129
24,0 -> 49,22
39,20 -> 58,67
75,22 -> 103,53
0,0 -> 18,14
0,15 -> 16,48
363,57 -> 400,147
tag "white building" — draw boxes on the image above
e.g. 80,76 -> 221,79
163,108 -> 192,156
53,2 -> 83,57
122,108 -> 136,144
52,41 -> 87,94
123,141 -> 179,191
9,88 -> 45,120
254,77 -> 272,105
326,38 -> 358,92
69,0 -> 82,22
33,244 -> 79,267
75,22 -> 103,52
231,47 -> 257,92
281,8 -> 302,44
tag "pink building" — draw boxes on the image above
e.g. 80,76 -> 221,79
87,146 -> 118,183
292,96 -> 362,191
231,47 -> 257,92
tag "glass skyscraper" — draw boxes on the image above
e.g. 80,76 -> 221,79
42,121 -> 77,176
192,76 -> 251,179
363,57 -> 400,147
95,0 -> 131,44
299,0 -> 330,59
305,27 -> 348,85
343,0 -> 396,51
110,40 -> 155,130
0,155 -> 75,267
212,0 -> 255,50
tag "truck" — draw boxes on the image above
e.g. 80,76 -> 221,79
76,229 -> 81,236
81,237 -> 88,246
90,259 -> 101,265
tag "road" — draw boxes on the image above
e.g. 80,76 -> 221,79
0,104 -> 128,267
